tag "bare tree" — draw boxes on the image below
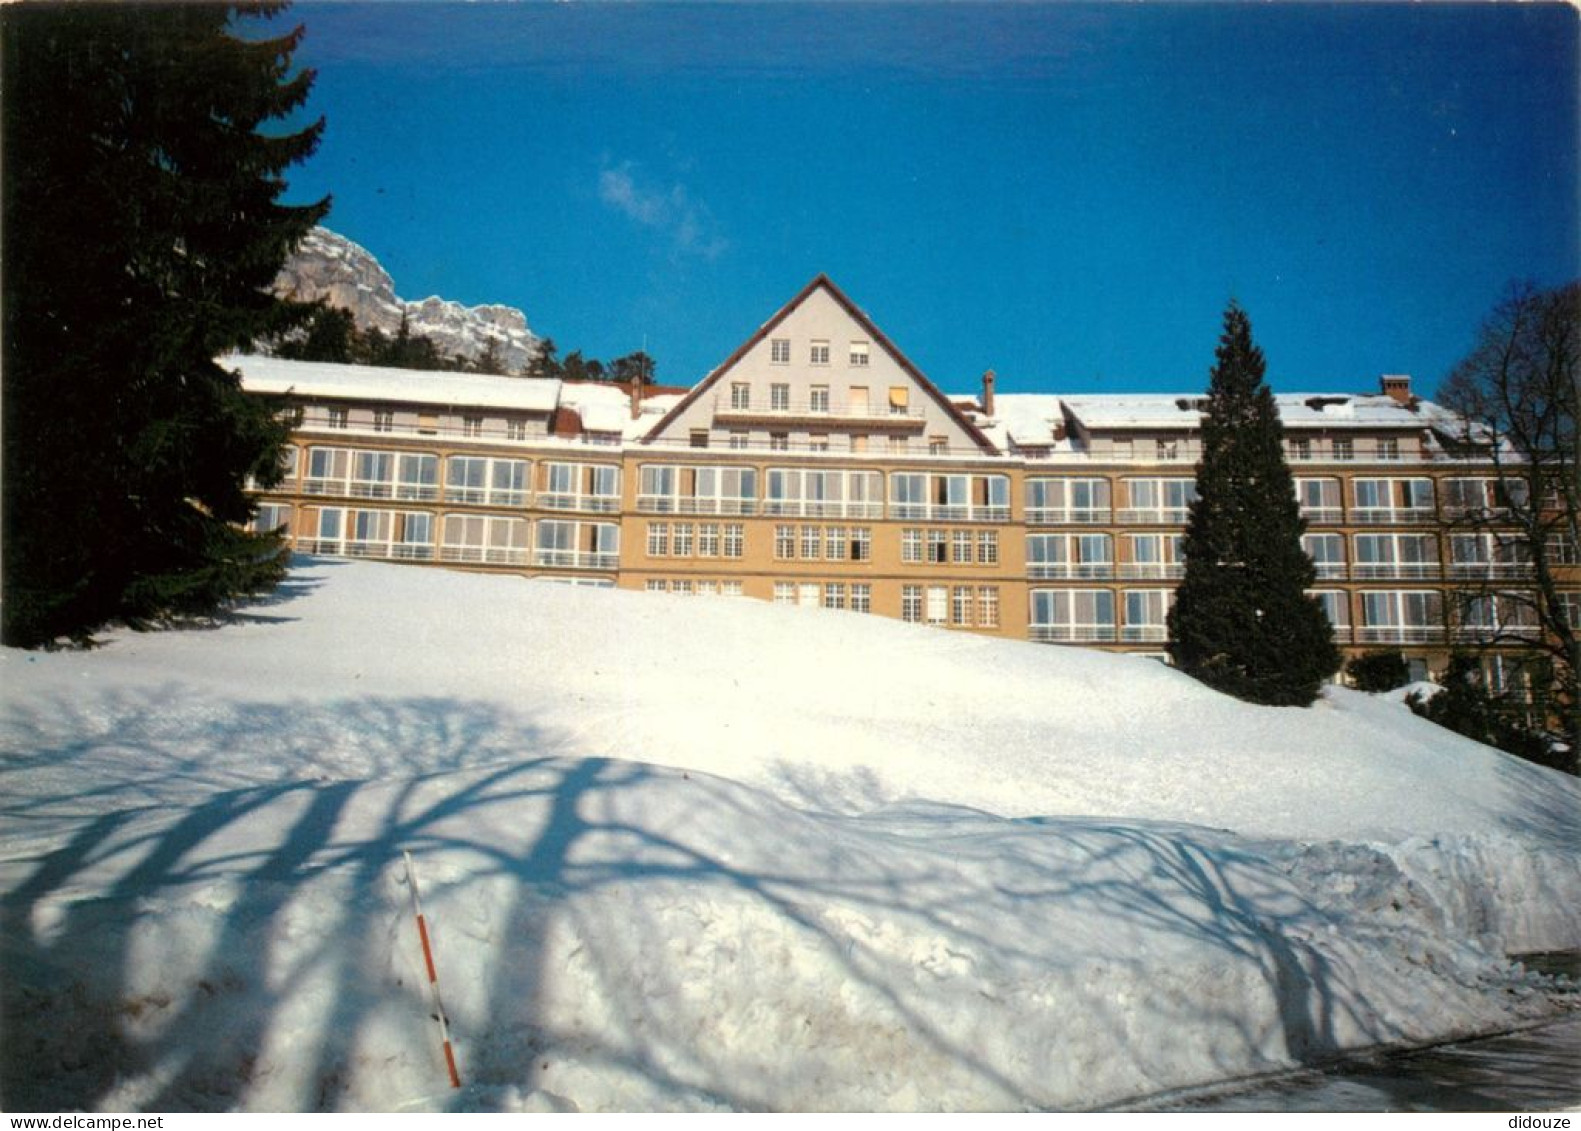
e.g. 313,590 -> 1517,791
1437,281 -> 1579,764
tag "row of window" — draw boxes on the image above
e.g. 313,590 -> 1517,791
772,581 -> 877,614
898,585 -> 1003,629
643,522 -> 747,559
644,579 -> 747,597
766,338 -> 869,368
314,405 -> 541,442
771,525 -> 875,562
279,506 -> 621,570
296,447 -> 621,511
899,528 -> 1001,566
1024,588 -> 1561,645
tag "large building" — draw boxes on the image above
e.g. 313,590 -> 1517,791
239,274 -> 1571,689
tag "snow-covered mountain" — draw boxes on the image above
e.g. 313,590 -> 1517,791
272,227 -> 541,371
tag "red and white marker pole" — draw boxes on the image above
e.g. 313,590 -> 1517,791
403,849 -> 461,1090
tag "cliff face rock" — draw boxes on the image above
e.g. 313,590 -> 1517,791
273,227 -> 541,371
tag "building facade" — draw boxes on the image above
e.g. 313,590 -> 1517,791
240,274 -> 1574,688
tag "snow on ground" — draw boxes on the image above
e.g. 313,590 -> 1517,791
2,557 -> 1577,1111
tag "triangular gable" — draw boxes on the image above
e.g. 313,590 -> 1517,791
642,274 -> 999,454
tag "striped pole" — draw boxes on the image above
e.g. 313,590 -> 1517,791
403,849 -> 461,1089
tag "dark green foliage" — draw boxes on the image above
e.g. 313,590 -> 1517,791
1167,303 -> 1341,705
1345,650 -> 1412,693
526,337 -> 657,384
1,3 -> 328,647
1407,656 -> 1573,775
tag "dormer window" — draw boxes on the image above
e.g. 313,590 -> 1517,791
770,338 -> 791,364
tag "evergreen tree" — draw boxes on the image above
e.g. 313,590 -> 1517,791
1,3 -> 328,646
1166,303 -> 1340,705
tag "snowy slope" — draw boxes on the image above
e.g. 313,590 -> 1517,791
2,559 -> 1577,1111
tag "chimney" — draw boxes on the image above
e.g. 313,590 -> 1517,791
1380,374 -> 1412,404
630,378 -> 643,420
981,369 -> 996,417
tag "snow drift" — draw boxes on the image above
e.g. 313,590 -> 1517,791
1,558 -> 1577,1111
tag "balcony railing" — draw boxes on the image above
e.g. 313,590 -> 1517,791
444,487 -> 528,507
1027,563 -> 1114,580
1025,507 -> 1111,525
532,549 -> 619,570
1350,563 -> 1442,580
1357,626 -> 1447,644
762,500 -> 886,520
537,493 -> 621,514
1311,563 -> 1348,580
1448,562 -> 1535,579
296,537 -> 434,562
889,503 -> 1011,523
636,495 -> 759,516
713,394 -> 927,427
1120,625 -> 1168,643
1299,506 -> 1344,524
1119,562 -> 1185,580
1030,624 -> 1118,643
1116,508 -> 1191,525
439,545 -> 530,566
1351,507 -> 1437,525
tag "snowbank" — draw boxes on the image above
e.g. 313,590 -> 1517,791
1,558 -> 1577,1111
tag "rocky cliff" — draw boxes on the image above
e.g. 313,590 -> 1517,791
273,227 -> 541,372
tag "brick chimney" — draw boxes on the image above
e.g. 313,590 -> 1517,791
1380,374 -> 1412,404
629,378 -> 643,420
981,369 -> 996,417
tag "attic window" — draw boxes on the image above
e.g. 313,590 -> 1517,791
1304,396 -> 1350,412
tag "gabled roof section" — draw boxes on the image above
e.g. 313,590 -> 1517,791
642,274 -> 999,454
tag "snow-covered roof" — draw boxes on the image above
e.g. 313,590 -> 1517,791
557,381 -> 632,434
225,353 -> 565,414
1051,392 -> 1442,432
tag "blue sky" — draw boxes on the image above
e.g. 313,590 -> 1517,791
276,2 -> 1578,397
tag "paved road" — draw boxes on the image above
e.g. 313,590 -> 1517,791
1150,1013 -> 1581,1112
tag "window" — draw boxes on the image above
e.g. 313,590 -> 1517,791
1123,590 -> 1173,643
673,523 -> 694,557
927,529 -> 948,564
799,583 -> 821,608
1156,439 -> 1179,461
774,582 -> 796,605
1026,478 -> 1111,523
977,531 -> 999,565
952,586 -> 974,627
647,523 -> 670,557
902,585 -> 923,623
690,429 -> 710,449
1359,591 -> 1444,643
850,527 -> 872,562
724,430 -> 748,450
770,433 -> 790,451
673,580 -> 695,596
809,434 -> 830,452
252,503 -> 291,534
902,528 -> 923,563
1303,533 -> 1347,579
1352,477 -> 1434,520
440,514 -> 530,565
646,580 -> 669,594
462,416 -> 485,438
1352,533 -> 1439,578
1290,437 -> 1312,461
771,383 -> 790,411
889,436 -> 908,454
929,436 -> 948,455
1295,477 -> 1343,521
849,341 -> 870,367
698,524 -> 721,557
825,526 -> 848,561
810,340 -> 830,365
770,338 -> 790,364
978,587 -> 1000,628
775,524 -> 796,559
1027,533 -> 1111,579
926,586 -> 949,626
507,419 -> 529,441
849,386 -> 870,415
328,407 -> 348,430
824,583 -> 847,611
953,530 -> 974,564
851,584 -> 872,614
889,387 -> 910,416
723,524 -> 745,558
731,383 -> 751,409
722,580 -> 744,598
1559,593 -> 1581,630
1120,478 -> 1197,522
1030,589 -> 1116,642
1112,439 -> 1134,460
1311,590 -> 1351,636
1331,437 -> 1354,461
1376,438 -> 1400,461
801,525 -> 822,560
373,410 -> 394,433
1547,533 -> 1580,566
